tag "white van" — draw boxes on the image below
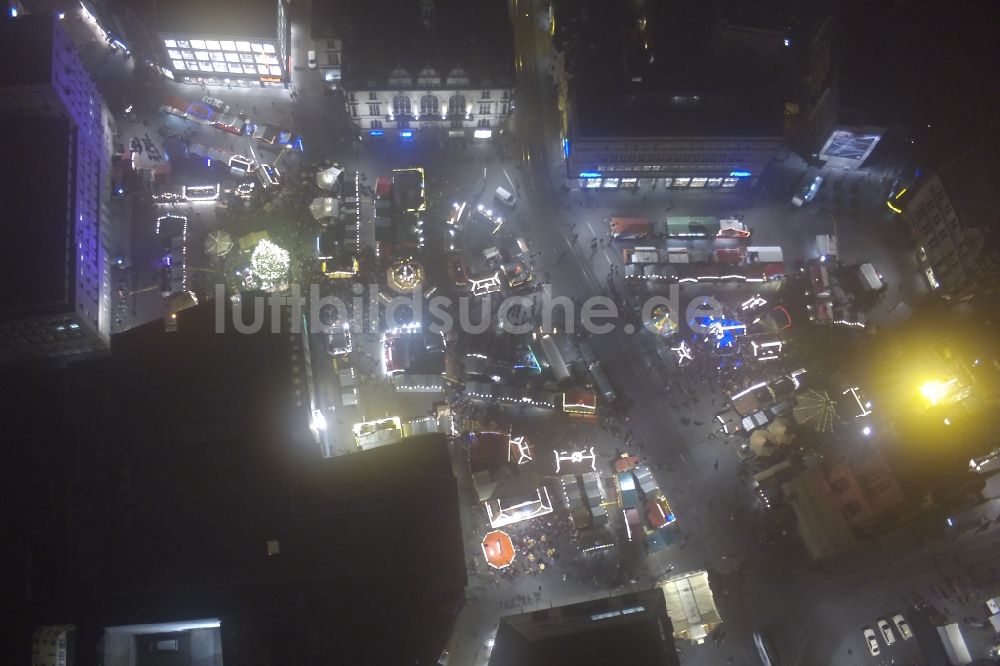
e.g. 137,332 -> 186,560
816,234 -> 838,260
857,262 -> 885,292
495,186 -> 515,206
792,175 -> 824,207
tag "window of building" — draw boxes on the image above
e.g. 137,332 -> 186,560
327,53 -> 340,65
370,119 -> 382,129
479,103 -> 491,115
500,102 -> 510,115
451,119 -> 463,129
482,90 -> 491,99
420,94 -> 439,116
478,119 -> 490,127
392,95 -> 411,116
350,104 -> 358,117
398,119 -> 410,129
368,103 -> 381,116
502,90 -> 510,99
448,94 -> 465,115
369,91 -> 377,100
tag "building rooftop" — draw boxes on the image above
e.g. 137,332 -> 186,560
572,86 -> 784,138
0,303 -> 466,665
936,144 -> 1000,232
337,0 -> 514,89
555,0 -> 783,139
0,14 -> 55,88
310,0 -> 346,40
718,0 -> 836,41
489,588 -> 680,666
148,0 -> 279,38
0,117 -> 74,321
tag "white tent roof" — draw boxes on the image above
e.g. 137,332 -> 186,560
658,570 -> 722,643
316,165 -> 344,191
310,197 -> 338,220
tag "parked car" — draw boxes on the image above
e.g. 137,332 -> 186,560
892,614 -> 913,640
863,627 -> 880,656
877,619 -> 896,646
792,175 -> 824,207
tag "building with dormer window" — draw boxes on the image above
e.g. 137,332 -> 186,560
337,0 -> 514,141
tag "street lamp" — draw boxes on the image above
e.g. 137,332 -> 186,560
919,379 -> 956,406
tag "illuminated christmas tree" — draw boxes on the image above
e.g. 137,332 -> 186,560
251,239 -> 290,290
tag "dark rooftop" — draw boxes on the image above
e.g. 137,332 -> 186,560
935,144 -> 1000,231
148,0 -> 278,38
0,303 -> 466,665
0,117 -> 74,321
489,588 -> 680,666
572,86 -> 784,138
337,0 -> 514,88
555,0 -> 783,139
311,0 -> 346,40
0,14 -> 55,88
718,0 -> 836,40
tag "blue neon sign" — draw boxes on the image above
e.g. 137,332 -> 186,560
579,172 -> 600,178
400,130 -> 413,139
368,130 -> 384,137
563,138 -> 570,159
730,170 -> 751,178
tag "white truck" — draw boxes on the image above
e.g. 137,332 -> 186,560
816,234 -> 838,260
623,246 -> 661,264
937,623 -> 972,665
746,246 -> 784,263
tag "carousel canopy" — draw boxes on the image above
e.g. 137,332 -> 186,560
749,430 -> 779,457
481,530 -> 516,569
768,417 -> 796,446
316,165 -> 344,191
204,230 -> 233,257
310,196 -> 338,220
794,389 -> 839,433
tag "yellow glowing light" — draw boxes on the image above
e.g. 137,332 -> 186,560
920,379 -> 956,405
886,200 -> 903,214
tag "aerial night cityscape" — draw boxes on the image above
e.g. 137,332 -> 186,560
0,1 -> 998,665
